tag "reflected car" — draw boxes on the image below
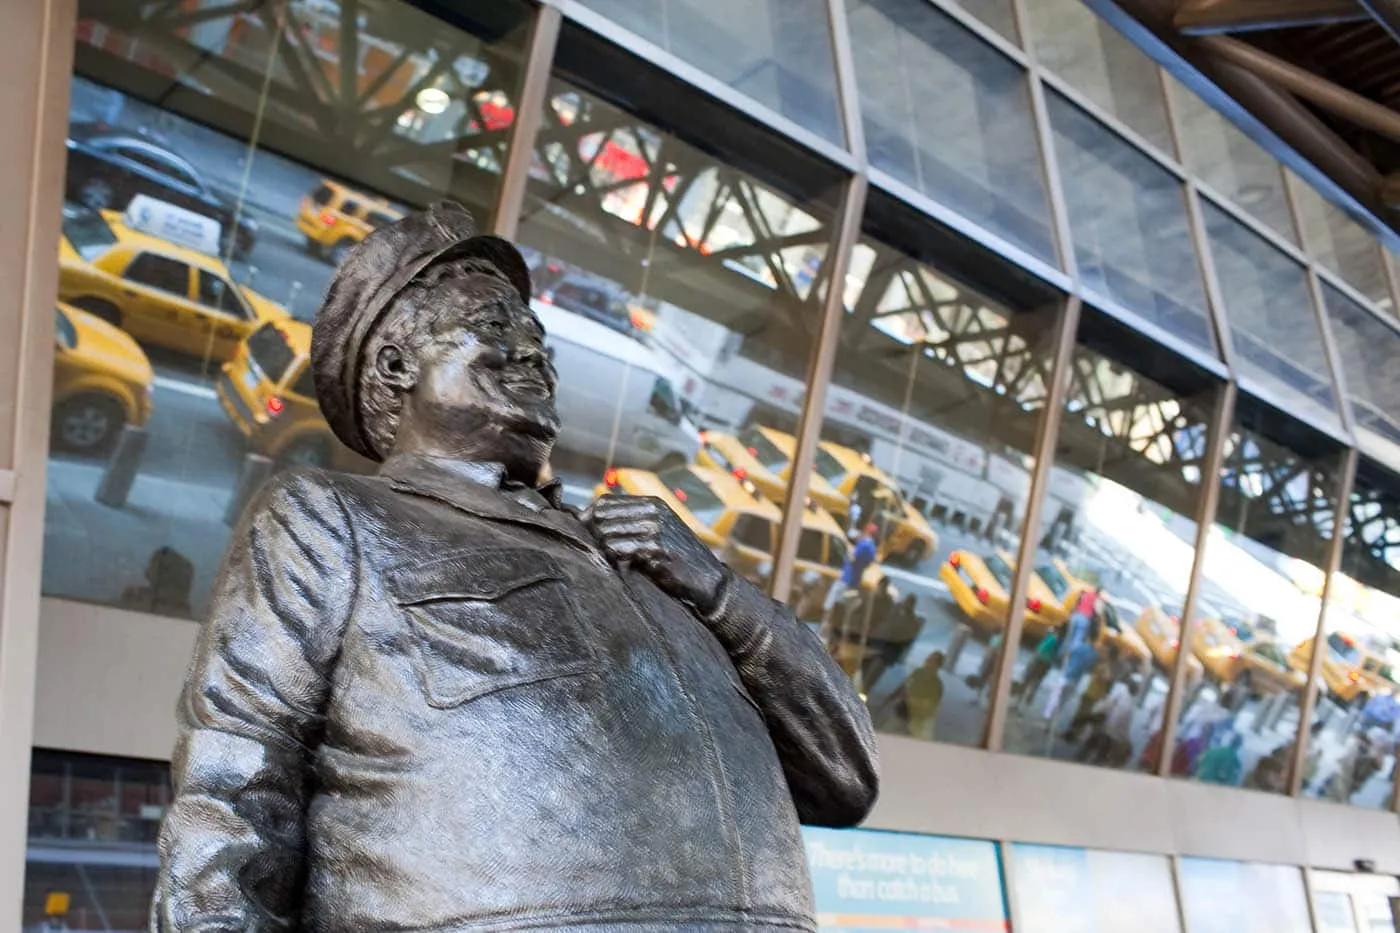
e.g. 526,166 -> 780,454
57,207 -> 289,362
1024,560 -> 1093,632
1291,632 -> 1397,707
217,319 -> 370,470
1234,640 -> 1307,697
538,276 -> 636,337
51,301 -> 153,455
811,440 -> 938,566
1134,605 -> 1205,681
296,179 -> 403,265
64,125 -> 257,258
592,463 -> 730,550
695,425 -> 840,507
939,550 -> 1013,632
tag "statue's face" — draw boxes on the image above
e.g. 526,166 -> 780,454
396,274 -> 559,465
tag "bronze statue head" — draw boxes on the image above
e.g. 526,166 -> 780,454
310,201 -> 556,482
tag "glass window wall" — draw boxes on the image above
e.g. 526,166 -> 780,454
1023,0 -> 1173,153
1166,76 -> 1297,246
1047,92 -> 1213,354
1203,200 -> 1338,430
802,190 -> 1062,748
1303,461 -> 1400,809
48,0 -> 533,618
1177,857 -> 1313,933
572,0 -> 845,145
844,0 -> 1055,263
1003,310 -> 1217,773
1322,283 -> 1400,469
1170,399 -> 1341,793
1292,175 -> 1393,310
1008,843 -> 1181,931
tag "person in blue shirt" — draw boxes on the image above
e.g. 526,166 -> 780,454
823,523 -> 880,623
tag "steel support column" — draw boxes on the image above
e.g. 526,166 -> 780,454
1288,446 -> 1358,796
491,4 -> 562,240
770,173 -> 869,602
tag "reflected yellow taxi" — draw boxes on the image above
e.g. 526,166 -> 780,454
940,549 -> 1014,632
695,425 -> 841,507
811,440 -> 938,565
57,208 -> 289,362
1024,560 -> 1092,630
1291,632 -> 1396,706
51,301 -> 153,455
296,179 -> 402,265
217,319 -> 369,470
1135,605 -> 1205,681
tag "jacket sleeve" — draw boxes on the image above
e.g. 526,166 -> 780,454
700,567 -> 879,827
152,471 -> 358,933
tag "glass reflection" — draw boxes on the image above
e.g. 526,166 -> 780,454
844,0 -> 1055,262
1004,314 -> 1216,771
1322,283 -> 1400,468
1047,92 -> 1213,354
572,0 -> 844,144
48,0 -> 529,618
809,201 -> 1060,747
517,75 -> 842,601
1204,201 -> 1337,429
1303,462 -> 1400,809
1292,177 -> 1393,310
1171,406 -> 1339,793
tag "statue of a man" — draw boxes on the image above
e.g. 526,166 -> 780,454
152,201 -> 878,933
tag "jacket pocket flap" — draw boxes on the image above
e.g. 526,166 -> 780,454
387,549 -> 563,604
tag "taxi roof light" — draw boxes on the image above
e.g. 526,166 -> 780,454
604,468 -> 619,487
265,396 -> 285,416
948,553 -> 961,568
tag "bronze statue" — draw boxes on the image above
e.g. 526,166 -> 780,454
152,201 -> 878,933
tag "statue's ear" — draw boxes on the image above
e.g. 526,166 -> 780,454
375,343 -> 417,394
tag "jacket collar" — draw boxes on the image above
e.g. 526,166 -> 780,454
379,452 -> 591,551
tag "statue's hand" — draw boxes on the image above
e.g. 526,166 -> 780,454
583,494 -> 726,614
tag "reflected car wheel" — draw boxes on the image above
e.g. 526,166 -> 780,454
79,177 -> 113,211
901,540 -> 926,568
329,239 -> 355,266
52,392 -> 124,455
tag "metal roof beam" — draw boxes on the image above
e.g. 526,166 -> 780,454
1176,0 -> 1371,34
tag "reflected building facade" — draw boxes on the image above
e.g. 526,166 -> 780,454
6,0 -> 1400,930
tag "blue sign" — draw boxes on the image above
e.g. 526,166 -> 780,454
801,826 -> 1008,931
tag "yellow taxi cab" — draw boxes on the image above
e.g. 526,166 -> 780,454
1135,604 -> 1206,681
1291,632 -> 1397,707
217,319 -> 370,470
51,301 -> 154,455
1024,560 -> 1093,631
596,464 -> 881,619
296,179 -> 403,265
811,440 -> 937,566
57,207 -> 289,363
695,425 -> 841,507
940,549 -> 1014,632
1232,639 -> 1307,696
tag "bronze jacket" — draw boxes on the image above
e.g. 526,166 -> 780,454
152,453 -> 878,933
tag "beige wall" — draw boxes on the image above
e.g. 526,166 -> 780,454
34,596 -> 1400,876
0,0 -> 74,930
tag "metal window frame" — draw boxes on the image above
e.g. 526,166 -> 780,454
491,4 -> 562,240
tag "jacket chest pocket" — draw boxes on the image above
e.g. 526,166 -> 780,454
387,548 -> 601,709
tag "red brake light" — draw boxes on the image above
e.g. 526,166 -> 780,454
319,210 -> 336,226
673,488 -> 687,502
733,467 -> 747,481
604,468 -> 619,487
976,587 -> 990,605
948,553 -> 961,568
747,446 -> 758,456
1028,598 -> 1042,612
540,291 -> 555,304
265,396 -> 284,416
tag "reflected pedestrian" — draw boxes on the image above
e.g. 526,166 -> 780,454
1013,629 -> 1061,711
862,591 -> 923,689
119,546 -> 195,618
904,651 -> 946,741
1080,676 -> 1137,766
1060,586 -> 1101,662
1194,731 -> 1245,786
1046,637 -> 1099,722
1064,646 -> 1120,742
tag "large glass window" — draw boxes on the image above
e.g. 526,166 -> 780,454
1023,0 -> 1173,153
527,25 -> 844,596
1312,870 -> 1400,933
1003,310 -> 1218,773
802,190 -> 1062,748
46,0 -> 530,618
1303,461 -> 1400,809
1008,844 -> 1181,932
844,0 -> 1055,263
1204,201 -> 1338,430
1048,92 -> 1213,354
1177,858 -> 1313,933
1170,400 -> 1340,794
1292,176 -> 1393,310
1323,283 -> 1400,469
25,751 -> 168,931
1166,76 -> 1297,246
572,0 -> 844,145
